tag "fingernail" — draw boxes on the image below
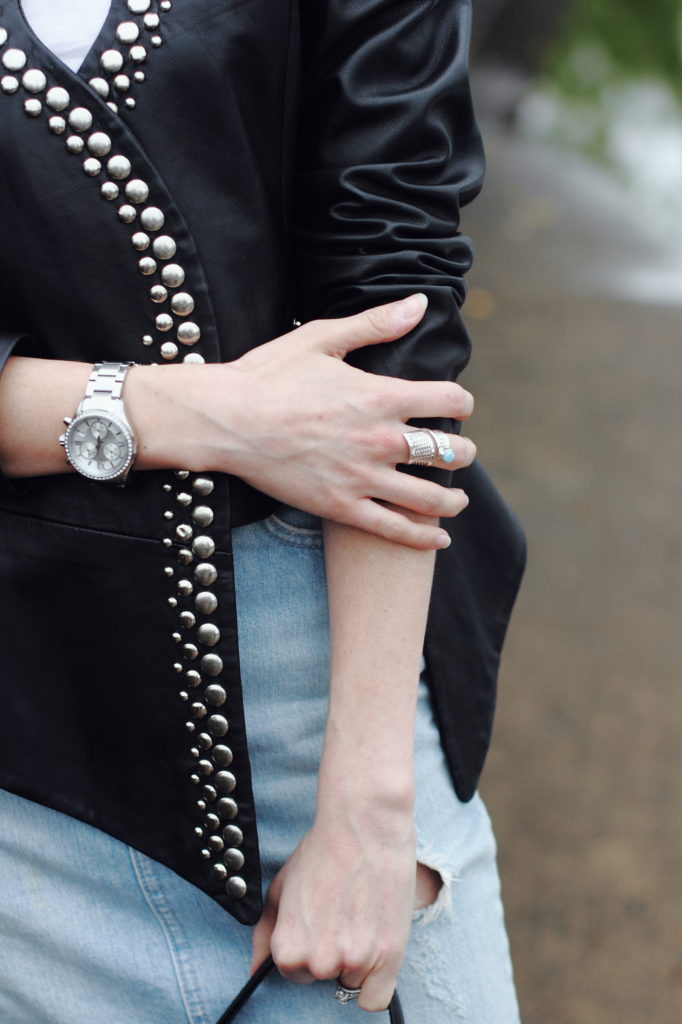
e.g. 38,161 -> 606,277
393,293 -> 428,320
436,531 -> 451,549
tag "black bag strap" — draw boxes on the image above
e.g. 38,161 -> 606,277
215,955 -> 405,1024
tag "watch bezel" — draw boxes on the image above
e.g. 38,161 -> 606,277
63,408 -> 137,483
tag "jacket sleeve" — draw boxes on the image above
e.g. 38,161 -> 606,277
0,329 -> 38,494
294,0 -> 484,460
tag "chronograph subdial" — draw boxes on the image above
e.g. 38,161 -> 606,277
62,410 -> 135,483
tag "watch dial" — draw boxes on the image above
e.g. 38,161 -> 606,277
68,415 -> 132,480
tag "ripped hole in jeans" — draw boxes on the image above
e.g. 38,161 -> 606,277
413,858 -> 456,927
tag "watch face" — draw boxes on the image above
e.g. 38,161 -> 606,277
65,411 -> 135,482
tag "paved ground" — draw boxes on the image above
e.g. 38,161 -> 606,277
460,110 -> 682,1024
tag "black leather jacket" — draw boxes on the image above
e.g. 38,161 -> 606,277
0,0 -> 525,926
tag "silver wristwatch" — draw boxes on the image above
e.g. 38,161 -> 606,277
59,362 -> 138,485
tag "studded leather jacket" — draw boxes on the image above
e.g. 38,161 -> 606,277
0,0 -> 525,926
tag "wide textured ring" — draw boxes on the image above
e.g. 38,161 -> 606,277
403,429 -> 438,467
334,982 -> 363,1004
428,428 -> 457,465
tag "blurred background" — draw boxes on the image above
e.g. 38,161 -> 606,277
463,3 -> 682,1022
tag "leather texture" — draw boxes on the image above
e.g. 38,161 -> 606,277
0,0 -> 526,926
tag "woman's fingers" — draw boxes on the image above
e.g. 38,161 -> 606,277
302,293 -> 429,358
394,378 -> 474,421
396,432 -> 476,469
348,499 -> 454,549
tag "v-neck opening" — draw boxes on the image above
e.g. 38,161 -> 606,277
14,0 -> 119,81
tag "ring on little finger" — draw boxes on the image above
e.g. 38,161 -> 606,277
403,428 -> 456,467
334,981 -> 363,1003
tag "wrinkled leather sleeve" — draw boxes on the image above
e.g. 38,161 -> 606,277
0,330 -> 36,494
294,0 -> 484,478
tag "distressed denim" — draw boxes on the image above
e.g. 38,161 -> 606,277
0,504 -> 520,1023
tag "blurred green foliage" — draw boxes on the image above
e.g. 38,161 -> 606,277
553,0 -> 682,98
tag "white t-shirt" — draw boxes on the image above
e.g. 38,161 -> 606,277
21,0 -> 111,71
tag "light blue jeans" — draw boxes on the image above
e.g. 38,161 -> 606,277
0,504 -> 520,1023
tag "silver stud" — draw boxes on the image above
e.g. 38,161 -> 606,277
155,313 -> 173,332
132,232 -> 150,251
173,662 -> 183,673
179,611 -> 196,629
212,863 -> 228,881
176,492 -> 192,507
195,591 -> 218,615
88,76 -> 109,98
163,563 -> 174,573
140,206 -> 164,231
49,115 -> 66,134
190,747 -> 200,758
172,631 -> 182,643
208,835 -> 224,853
0,28 -> 7,46
198,759 -> 213,776
168,596 -> 178,607
195,563 -> 217,587
88,131 -> 112,156
68,107 -> 93,132
177,548 -> 193,565
161,263 -> 184,287
222,824 -> 242,846
117,21 -> 140,44
191,505 -> 214,528
185,721 -> 196,733
179,690 -> 189,702
192,536 -> 215,559
114,73 -> 131,92
197,733 -> 213,750
162,536 -> 173,546
175,470 -> 190,479
133,70 -> 145,83
101,181 -> 119,200
218,797 -> 238,820
118,204 -> 137,223
160,341 -> 178,360
205,684 -> 226,707
101,49 -> 124,74
150,35 -> 163,47
142,335 -> 154,347
23,98 -> 41,117
150,284 -> 167,301
144,12 -> 160,29
198,623 -> 220,647
224,848 -> 245,871
204,812 -> 220,831
2,49 -> 28,73
177,578 -> 193,596
66,135 -> 85,154
183,353 -> 205,364
125,97 -> 136,109
213,746 -> 234,768
194,826 -> 204,838
22,69 -> 47,93
1,75 -> 19,95
193,477 -> 214,497
152,235 -> 176,260
124,179 -> 149,204
176,524 -> 193,541
177,322 -> 201,346
226,877 -> 247,899
190,773 -> 200,784
107,101 -> 119,113
170,292 -> 194,316
138,257 -> 156,275
128,0 -> 151,13
129,45 -> 147,64
160,0 -> 172,9
83,157 -> 102,176
215,771 -> 236,794
202,653 -> 223,677
45,86 -> 70,111
203,784 -> 217,801
196,798 -> 206,809
190,700 -> 206,717
207,715 -> 229,737
107,154 -> 132,179
186,669 -> 202,688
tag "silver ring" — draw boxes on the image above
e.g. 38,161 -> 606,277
403,429 -> 438,466
427,429 -> 456,465
334,982 -> 363,1004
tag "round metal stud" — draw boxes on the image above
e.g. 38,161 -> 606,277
46,85 -> 70,110
194,826 -> 204,838
114,73 -> 131,92
213,746 -> 234,768
101,49 -> 124,73
68,107 -> 93,132
0,28 -> 7,46
198,759 -> 213,776
66,135 -> 85,154
162,536 -> 173,546
1,76 -> 20,95
168,596 -> 178,607
125,178 -> 149,203
204,812 -> 220,831
129,45 -> 147,64
198,623 -> 220,647
150,284 -> 167,301
163,562 -> 174,573
191,506 -> 214,528
202,655 -> 223,679
203,784 -> 217,801
152,235 -> 176,260
190,699 -> 205,718
176,523 -> 193,542
215,771 -> 236,795
218,797 -> 238,820
87,131 -> 112,156
140,206 -> 164,231
177,322 -> 201,346
83,157 -> 102,176
134,70 -> 145,83
190,773 -> 200,784
177,548 -> 193,565
150,35 -> 162,47
175,470 -> 190,479
101,181 -> 119,200
172,631 -> 182,643
22,69 -> 47,93
192,536 -> 215,559
212,863 -> 228,881
160,0 -> 173,9
183,353 -> 205,364
208,835 -> 224,853
224,848 -> 245,871
117,21 -> 140,44
138,256 -> 156,275
155,313 -> 173,332
193,477 -> 215,497
128,0 -> 151,13
186,669 -> 202,688
160,341 -> 179,360
144,12 -> 160,29
177,577 -> 193,596
195,591 -> 218,615
48,115 -> 66,134
185,721 -> 196,733
118,204 -> 137,223
23,98 -> 41,116
132,231 -> 150,250
207,715 -> 229,737
2,49 -> 27,73
222,824 -> 243,846
107,101 -> 119,113
88,76 -> 109,97
161,263 -> 184,287
142,334 -> 154,347
126,97 -> 136,110
107,154 -> 132,179
178,690 -> 189,702
197,799 -> 207,811
205,684 -> 226,707
226,877 -> 247,900
168,292 -> 193,316
179,611 -> 196,629
197,733 -> 213,751
176,492 -> 192,507
173,662 -> 183,673
195,563 -> 218,587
